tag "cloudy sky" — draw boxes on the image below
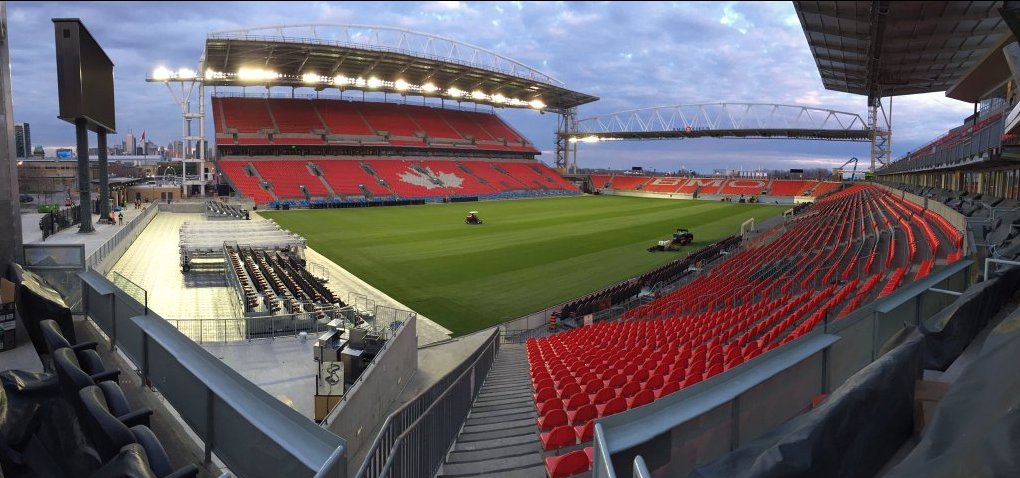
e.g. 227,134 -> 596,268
8,1 -> 975,173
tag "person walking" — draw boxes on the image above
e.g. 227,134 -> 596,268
118,212 -> 124,225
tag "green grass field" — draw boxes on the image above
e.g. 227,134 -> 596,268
263,196 -> 786,335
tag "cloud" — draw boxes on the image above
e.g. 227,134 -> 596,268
5,1 -> 976,173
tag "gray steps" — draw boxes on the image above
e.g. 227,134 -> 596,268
438,344 -> 546,478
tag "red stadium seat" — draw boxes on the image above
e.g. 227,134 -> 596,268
655,381 -> 681,399
544,449 -> 591,478
627,390 -> 655,409
574,421 -> 595,442
567,404 -> 597,425
591,388 -> 616,405
537,398 -> 564,416
533,386 -> 555,403
564,392 -> 590,411
540,425 -> 578,451
619,381 -> 641,399
537,409 -> 568,431
596,397 -> 627,418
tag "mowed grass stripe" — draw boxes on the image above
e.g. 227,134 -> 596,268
263,196 -> 786,334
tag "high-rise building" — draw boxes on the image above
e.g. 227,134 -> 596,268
123,132 -> 136,157
14,122 -> 29,158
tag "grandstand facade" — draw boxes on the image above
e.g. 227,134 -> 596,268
214,97 -> 581,206
588,174 -> 842,201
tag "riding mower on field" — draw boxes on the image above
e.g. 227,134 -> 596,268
465,211 -> 483,225
648,228 -> 694,252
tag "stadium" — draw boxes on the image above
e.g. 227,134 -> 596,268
1,2 -> 1020,478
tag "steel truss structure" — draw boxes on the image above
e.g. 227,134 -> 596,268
145,77 -> 207,197
563,103 -> 873,142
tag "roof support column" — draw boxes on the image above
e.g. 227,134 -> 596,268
869,96 -> 891,171
555,108 -> 578,173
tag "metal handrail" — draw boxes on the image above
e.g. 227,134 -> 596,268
633,456 -> 651,478
592,423 -> 614,478
356,328 -> 499,478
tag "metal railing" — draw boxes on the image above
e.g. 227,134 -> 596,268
80,269 -> 347,477
110,270 -> 147,315
87,202 -> 159,273
39,204 -> 82,240
355,328 -> 500,478
164,306 -> 398,344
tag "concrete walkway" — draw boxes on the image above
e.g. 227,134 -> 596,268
22,204 -> 149,249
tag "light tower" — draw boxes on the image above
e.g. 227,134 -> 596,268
145,66 -> 206,198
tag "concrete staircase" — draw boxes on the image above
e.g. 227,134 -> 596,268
438,344 -> 546,478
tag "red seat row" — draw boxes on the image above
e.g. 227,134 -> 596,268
528,185 -> 964,476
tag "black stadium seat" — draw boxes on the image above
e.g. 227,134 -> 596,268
78,385 -> 199,478
53,347 -> 120,405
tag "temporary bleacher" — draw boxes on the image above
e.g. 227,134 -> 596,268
178,220 -> 305,271
205,200 -> 247,220
527,184 -> 963,477
225,244 -> 340,318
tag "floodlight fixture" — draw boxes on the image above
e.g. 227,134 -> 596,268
237,67 -> 279,82
529,99 -> 546,110
152,67 -> 171,81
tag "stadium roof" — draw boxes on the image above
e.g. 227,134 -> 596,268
794,1 -> 1011,99
192,24 -> 598,113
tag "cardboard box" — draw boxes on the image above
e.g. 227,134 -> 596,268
0,278 -> 15,351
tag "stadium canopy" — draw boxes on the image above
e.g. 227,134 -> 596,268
194,24 -> 598,113
794,1 -> 1011,100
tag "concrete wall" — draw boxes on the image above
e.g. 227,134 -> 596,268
0,4 -> 23,271
324,315 -> 418,469
157,202 -> 206,213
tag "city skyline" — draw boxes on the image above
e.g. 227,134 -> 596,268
8,1 -> 976,172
